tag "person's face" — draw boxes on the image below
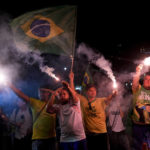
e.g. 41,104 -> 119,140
39,89 -> 50,101
60,89 -> 69,104
146,105 -> 150,112
86,87 -> 97,99
143,75 -> 150,90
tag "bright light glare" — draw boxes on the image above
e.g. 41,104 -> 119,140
41,66 -> 60,82
0,72 -> 8,85
113,80 -> 118,89
144,57 -> 150,66
51,74 -> 60,81
55,77 -> 60,81
64,67 -> 67,71
75,86 -> 82,91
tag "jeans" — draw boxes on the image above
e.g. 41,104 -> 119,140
32,138 -> 56,150
108,130 -> 131,150
86,133 -> 108,150
60,139 -> 87,150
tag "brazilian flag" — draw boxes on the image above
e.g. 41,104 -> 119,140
82,66 -> 94,94
11,5 -> 77,55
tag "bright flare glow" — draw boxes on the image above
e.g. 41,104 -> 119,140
40,66 -> 60,82
144,57 -> 150,66
113,80 -> 118,89
51,74 -> 60,81
0,72 -> 8,85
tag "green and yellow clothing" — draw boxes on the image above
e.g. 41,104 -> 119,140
30,98 -> 56,140
132,85 -> 150,124
79,95 -> 107,134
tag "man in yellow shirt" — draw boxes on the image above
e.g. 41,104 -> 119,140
9,83 -> 56,150
69,71 -> 117,150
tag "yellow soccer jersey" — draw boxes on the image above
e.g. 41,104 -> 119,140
79,95 -> 107,134
30,97 -> 56,140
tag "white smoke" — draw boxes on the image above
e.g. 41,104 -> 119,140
77,43 -> 133,122
11,34 -> 61,82
95,56 -> 117,87
77,43 -> 117,88
40,65 -> 60,81
24,53 -> 60,81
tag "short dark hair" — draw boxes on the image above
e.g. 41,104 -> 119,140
85,84 -> 97,91
61,87 -> 73,99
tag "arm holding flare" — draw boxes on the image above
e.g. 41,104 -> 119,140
9,83 -> 30,103
132,64 -> 143,93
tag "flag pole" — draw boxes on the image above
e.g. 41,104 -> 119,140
70,55 -> 74,72
70,6 -> 77,72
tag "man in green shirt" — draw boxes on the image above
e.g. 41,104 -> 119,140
132,64 -> 150,150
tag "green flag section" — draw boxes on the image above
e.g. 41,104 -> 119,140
81,66 -> 94,94
11,5 -> 77,55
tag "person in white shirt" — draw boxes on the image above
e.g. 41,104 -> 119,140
107,100 -> 131,150
46,81 -> 87,150
10,99 -> 32,150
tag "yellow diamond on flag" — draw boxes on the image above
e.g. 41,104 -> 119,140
82,72 -> 90,87
21,15 -> 64,43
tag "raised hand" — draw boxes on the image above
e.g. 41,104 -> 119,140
62,80 -> 69,88
112,90 -> 118,97
69,71 -> 74,80
136,64 -> 143,73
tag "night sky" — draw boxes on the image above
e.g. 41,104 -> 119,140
0,1 -> 150,72
0,1 -> 149,112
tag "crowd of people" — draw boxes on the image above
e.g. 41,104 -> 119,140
0,63 -> 150,150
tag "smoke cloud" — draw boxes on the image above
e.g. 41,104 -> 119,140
76,43 -> 133,129
77,43 -> 117,88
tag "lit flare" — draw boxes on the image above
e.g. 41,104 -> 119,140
143,57 -> 150,66
0,71 -> 9,85
41,66 -> 60,82
113,79 -> 118,89
51,74 -> 60,81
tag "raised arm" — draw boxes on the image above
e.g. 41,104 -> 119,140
9,83 -> 30,103
106,90 -> 117,103
62,81 -> 79,103
46,88 -> 61,114
69,71 -> 75,90
39,88 -> 54,93
132,64 -> 143,93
